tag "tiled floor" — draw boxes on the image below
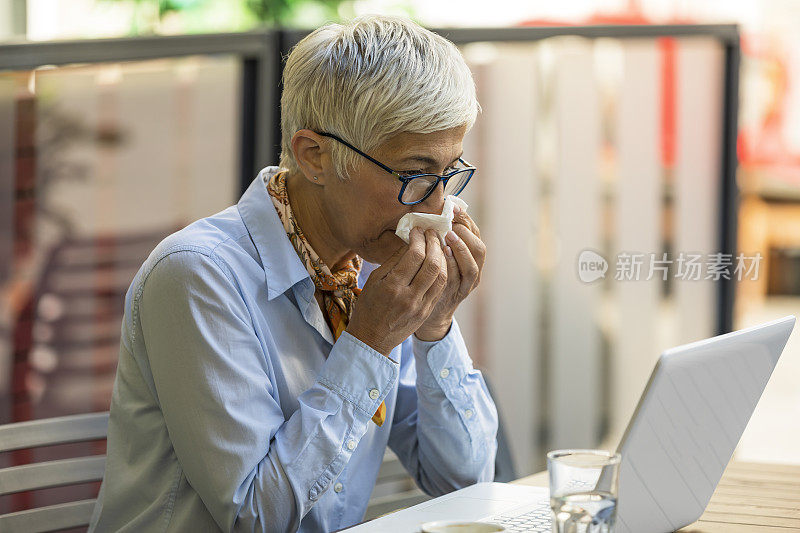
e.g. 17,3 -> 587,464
734,296 -> 800,465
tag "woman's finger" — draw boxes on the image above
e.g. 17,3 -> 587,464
392,227 -> 427,285
421,244 -> 449,310
453,207 -> 481,239
442,243 -> 460,294
446,229 -> 480,295
452,223 -> 486,270
410,230 -> 447,295
453,223 -> 486,287
373,241 -> 408,280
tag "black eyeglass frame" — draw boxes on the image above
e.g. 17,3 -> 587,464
317,131 -> 476,205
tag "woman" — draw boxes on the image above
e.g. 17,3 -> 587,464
90,14 -> 498,533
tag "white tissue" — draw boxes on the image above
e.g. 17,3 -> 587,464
395,195 -> 468,246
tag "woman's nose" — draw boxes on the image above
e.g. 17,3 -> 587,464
413,183 -> 446,214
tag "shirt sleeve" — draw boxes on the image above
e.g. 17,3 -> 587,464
387,318 -> 499,496
137,249 -> 399,532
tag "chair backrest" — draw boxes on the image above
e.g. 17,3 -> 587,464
362,371 -> 518,521
364,449 -> 430,521
0,412 -> 109,533
20,229 -> 174,422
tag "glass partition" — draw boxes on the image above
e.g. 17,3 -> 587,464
0,54 -> 243,515
453,34 -> 735,476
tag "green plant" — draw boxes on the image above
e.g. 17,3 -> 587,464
246,0 -> 346,25
99,0 -> 352,34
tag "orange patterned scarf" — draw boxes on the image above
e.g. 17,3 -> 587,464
265,170 -> 387,427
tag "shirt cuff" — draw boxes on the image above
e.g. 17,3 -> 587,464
412,318 -> 473,390
316,331 -> 400,418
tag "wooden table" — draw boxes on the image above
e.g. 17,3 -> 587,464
513,461 -> 800,532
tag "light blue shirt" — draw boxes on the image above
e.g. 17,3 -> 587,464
89,166 -> 498,532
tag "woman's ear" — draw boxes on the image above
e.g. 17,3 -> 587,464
291,129 -> 332,185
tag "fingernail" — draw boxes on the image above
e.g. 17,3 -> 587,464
446,231 -> 458,244
445,245 -> 453,257
453,205 -> 462,215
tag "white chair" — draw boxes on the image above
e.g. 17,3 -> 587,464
0,412 -> 108,532
364,449 -> 430,520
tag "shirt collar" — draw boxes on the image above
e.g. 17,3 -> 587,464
237,166 -> 311,300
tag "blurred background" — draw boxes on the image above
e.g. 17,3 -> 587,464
1,0 -> 799,523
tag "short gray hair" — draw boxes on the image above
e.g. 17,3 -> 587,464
279,15 -> 480,179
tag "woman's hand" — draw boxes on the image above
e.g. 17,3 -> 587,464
414,205 -> 485,341
346,227 -> 449,356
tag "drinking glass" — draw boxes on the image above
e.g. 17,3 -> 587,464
547,449 -> 621,533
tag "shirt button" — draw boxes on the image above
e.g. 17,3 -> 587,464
439,368 -> 450,378
334,482 -> 344,493
346,439 -> 356,451
464,409 -> 474,419
368,388 -> 380,400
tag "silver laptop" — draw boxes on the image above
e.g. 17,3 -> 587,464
344,315 -> 796,533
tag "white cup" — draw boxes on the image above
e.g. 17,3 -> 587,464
419,520 -> 506,533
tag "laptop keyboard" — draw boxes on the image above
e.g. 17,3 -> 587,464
485,480 -> 595,532
487,501 -> 552,532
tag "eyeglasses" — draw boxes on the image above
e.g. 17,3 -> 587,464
317,131 -> 476,205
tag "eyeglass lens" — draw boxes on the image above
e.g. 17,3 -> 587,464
400,170 -> 471,203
